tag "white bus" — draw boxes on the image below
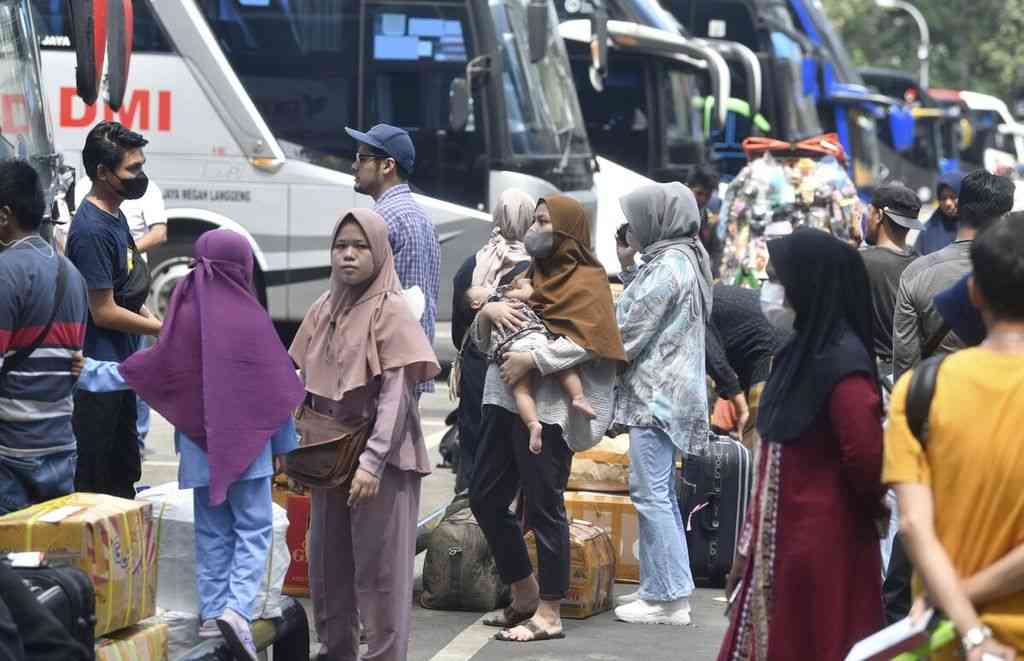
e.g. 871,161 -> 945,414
31,0 -> 597,357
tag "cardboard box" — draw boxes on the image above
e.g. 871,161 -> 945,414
95,622 -> 168,661
525,520 -> 616,619
0,493 -> 157,636
568,435 -> 630,493
564,491 -> 640,583
283,492 -> 311,597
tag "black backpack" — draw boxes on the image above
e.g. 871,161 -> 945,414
905,354 -> 948,445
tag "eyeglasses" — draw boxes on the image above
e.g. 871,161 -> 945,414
354,152 -> 391,164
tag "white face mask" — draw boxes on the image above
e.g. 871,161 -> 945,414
759,281 -> 796,332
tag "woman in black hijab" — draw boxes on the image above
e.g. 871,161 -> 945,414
718,229 -> 887,661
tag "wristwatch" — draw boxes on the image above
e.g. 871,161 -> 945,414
962,625 -> 993,652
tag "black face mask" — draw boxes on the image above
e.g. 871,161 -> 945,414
111,171 -> 149,200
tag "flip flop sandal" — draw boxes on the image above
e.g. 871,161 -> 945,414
483,605 -> 536,628
493,620 -> 566,643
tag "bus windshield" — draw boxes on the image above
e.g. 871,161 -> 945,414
1,1 -> 56,188
490,0 -> 591,160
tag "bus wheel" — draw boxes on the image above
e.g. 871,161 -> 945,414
147,238 -> 193,319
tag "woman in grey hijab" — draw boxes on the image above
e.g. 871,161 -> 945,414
613,182 -> 713,626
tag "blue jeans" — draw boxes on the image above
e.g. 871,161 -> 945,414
628,426 -> 694,602
131,334 -> 152,446
0,451 -> 77,515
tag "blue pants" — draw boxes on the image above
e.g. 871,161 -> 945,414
628,426 -> 694,602
193,477 -> 273,621
131,334 -> 152,446
0,450 -> 76,515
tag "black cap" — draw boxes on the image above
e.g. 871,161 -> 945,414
872,183 -> 923,230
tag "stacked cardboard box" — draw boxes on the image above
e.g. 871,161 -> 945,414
525,521 -> 616,619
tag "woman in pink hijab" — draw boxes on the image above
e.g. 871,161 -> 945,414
289,208 -> 439,661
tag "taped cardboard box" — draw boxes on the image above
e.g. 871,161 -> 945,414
0,493 -> 157,636
568,435 -> 630,492
283,492 -> 311,597
95,622 -> 168,661
525,520 -> 615,619
564,491 -> 640,583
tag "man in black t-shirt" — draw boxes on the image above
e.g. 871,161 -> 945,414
66,122 -> 162,499
859,184 -> 921,382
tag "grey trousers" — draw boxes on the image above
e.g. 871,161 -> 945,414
309,465 -> 421,661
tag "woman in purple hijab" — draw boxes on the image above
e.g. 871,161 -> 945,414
79,229 -> 304,659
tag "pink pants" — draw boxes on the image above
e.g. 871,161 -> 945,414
308,465 -> 421,661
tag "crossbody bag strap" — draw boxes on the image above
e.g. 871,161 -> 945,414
905,354 -> 947,446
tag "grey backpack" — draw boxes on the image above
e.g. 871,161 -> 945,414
420,500 -> 510,612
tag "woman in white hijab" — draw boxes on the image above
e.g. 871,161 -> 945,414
451,189 -> 536,491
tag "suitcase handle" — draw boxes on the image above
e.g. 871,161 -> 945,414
686,493 -> 720,534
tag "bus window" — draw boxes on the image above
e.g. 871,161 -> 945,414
197,0 -> 360,171
31,0 -> 172,52
660,65 -> 703,171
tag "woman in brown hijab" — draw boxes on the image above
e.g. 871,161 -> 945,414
469,195 -> 624,643
289,209 -> 439,661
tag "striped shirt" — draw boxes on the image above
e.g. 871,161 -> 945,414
375,184 -> 441,393
0,237 -> 88,457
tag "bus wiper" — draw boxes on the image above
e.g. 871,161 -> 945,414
554,125 -> 574,173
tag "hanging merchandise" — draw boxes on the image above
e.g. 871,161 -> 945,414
718,133 -> 865,286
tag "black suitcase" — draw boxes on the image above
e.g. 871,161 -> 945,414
17,565 -> 96,652
679,436 -> 753,587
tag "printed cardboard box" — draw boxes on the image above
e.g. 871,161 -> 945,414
0,493 -> 157,636
283,492 -> 311,597
95,622 -> 168,661
525,520 -> 616,619
564,491 -> 640,583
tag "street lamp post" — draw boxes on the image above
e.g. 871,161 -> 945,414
875,0 -> 930,89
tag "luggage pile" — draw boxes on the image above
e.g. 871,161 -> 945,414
0,493 -> 166,658
718,133 -> 865,287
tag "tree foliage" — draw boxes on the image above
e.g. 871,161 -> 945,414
819,0 -> 1024,101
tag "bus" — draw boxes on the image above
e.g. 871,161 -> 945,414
1,0 -> 70,235
31,0 -> 597,358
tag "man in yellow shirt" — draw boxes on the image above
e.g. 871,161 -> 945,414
884,211 -> 1024,660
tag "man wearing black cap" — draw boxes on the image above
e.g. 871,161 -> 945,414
859,183 -> 921,380
345,124 -> 440,394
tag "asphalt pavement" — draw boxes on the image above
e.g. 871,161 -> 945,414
140,382 -> 729,661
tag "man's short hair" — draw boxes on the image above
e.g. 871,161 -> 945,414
957,170 -> 1014,230
0,160 -> 45,232
82,121 -> 148,179
687,165 -> 720,191
364,144 -> 410,182
971,211 -> 1024,320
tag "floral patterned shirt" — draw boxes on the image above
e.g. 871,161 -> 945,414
615,248 -> 709,455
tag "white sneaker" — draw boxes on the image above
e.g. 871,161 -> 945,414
198,619 -> 220,639
216,608 -> 258,661
616,590 -> 642,606
614,598 -> 692,626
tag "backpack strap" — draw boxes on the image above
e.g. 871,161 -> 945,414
1,257 -> 68,378
921,322 -> 952,360
905,354 -> 947,446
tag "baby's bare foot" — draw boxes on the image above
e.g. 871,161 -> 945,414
572,396 -> 596,420
528,421 -> 543,454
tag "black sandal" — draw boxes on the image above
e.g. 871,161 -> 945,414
493,620 -> 566,643
482,605 -> 536,628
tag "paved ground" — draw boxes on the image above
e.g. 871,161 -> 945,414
141,383 -> 729,661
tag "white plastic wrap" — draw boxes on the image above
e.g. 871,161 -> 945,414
138,482 -> 290,619
141,610 -> 200,659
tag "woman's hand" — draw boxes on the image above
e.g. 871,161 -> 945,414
348,468 -> 380,506
273,454 -> 287,476
617,243 -> 638,270
500,351 -> 536,385
729,392 -> 750,440
724,554 -> 748,611
70,352 -> 85,380
967,638 -> 1016,661
483,301 -> 529,334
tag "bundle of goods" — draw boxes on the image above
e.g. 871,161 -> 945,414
567,434 -> 630,493
563,491 -> 640,584
718,133 -> 865,286
95,622 -> 168,661
271,478 -> 311,597
525,520 -> 615,619
0,493 -> 157,638
136,482 -> 290,619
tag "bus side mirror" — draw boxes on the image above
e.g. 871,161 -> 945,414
528,0 -> 549,63
449,78 -> 470,132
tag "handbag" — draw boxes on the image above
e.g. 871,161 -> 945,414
114,237 -> 150,313
285,402 -> 373,490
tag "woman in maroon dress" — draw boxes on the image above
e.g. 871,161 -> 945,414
718,229 -> 887,661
